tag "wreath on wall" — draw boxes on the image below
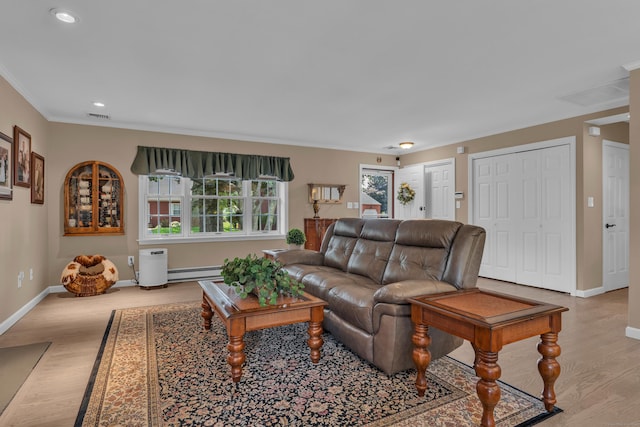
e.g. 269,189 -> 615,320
397,182 -> 416,205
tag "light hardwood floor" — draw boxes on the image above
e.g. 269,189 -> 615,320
0,278 -> 638,426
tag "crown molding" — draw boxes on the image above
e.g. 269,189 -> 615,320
622,60 -> 640,71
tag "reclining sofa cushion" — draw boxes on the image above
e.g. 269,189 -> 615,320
382,219 -> 461,284
346,220 -> 399,283
302,268 -> 377,301
326,282 -> 380,333
322,219 -> 363,271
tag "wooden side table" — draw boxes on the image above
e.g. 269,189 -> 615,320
409,289 -> 568,427
262,249 -> 286,260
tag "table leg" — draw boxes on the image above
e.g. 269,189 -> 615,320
227,333 -> 246,383
307,306 -> 324,363
537,332 -> 561,411
412,323 -> 431,397
201,295 -> 212,330
474,349 -> 501,427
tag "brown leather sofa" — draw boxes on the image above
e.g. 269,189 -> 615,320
274,218 -> 485,375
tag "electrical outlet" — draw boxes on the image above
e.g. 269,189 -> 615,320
30,268 -> 33,280
18,271 -> 24,288
128,256 -> 135,267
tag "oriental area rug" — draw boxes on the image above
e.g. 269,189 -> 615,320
75,302 -> 561,426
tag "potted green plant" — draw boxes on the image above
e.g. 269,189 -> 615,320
286,228 -> 306,248
221,253 -> 304,306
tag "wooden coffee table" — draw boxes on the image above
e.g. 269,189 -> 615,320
409,289 -> 568,427
199,280 -> 327,383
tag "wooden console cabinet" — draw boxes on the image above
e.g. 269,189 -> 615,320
304,218 -> 337,251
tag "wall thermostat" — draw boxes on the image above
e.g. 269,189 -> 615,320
454,191 -> 464,199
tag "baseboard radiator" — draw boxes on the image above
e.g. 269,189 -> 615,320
166,265 -> 222,283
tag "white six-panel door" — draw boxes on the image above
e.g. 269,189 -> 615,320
472,140 -> 575,293
473,154 -> 517,282
425,161 -> 455,220
602,140 -> 629,291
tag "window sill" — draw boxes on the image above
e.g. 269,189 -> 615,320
138,233 -> 286,245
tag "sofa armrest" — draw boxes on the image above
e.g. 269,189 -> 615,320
273,249 -> 324,266
373,280 -> 458,304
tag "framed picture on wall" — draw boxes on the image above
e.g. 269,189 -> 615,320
13,125 -> 31,188
31,152 -> 44,204
0,130 -> 12,200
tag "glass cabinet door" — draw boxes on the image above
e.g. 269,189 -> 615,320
64,161 -> 124,235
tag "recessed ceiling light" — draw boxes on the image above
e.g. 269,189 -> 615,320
50,8 -> 79,24
399,141 -> 414,149
93,101 -> 105,107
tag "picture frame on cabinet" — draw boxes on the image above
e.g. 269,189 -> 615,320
0,130 -> 12,200
13,125 -> 31,188
31,152 -> 44,204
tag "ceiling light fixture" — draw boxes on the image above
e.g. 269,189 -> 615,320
399,141 -> 414,149
93,101 -> 105,107
50,8 -> 79,24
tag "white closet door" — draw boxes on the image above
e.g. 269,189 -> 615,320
394,164 -> 424,219
538,144 -> 573,292
474,155 -> 517,282
515,145 -> 572,292
472,143 -> 573,293
517,149 -> 542,286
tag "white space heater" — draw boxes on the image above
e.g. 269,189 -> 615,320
138,248 -> 168,288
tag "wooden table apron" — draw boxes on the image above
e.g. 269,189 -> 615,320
199,280 -> 327,383
409,289 -> 568,427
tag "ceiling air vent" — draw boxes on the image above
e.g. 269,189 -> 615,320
87,112 -> 110,120
558,77 -> 629,107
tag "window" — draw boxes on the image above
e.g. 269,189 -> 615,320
360,167 -> 394,219
139,175 -> 287,243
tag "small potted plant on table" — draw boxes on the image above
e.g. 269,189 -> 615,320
221,254 -> 304,306
286,228 -> 306,249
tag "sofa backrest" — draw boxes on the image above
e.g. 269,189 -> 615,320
320,218 -> 485,289
382,220 -> 462,285
347,219 -> 400,283
322,218 -> 364,271
441,223 -> 486,289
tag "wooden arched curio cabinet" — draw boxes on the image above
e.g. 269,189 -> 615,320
64,161 -> 124,235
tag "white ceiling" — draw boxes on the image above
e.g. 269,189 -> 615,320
0,1 -> 637,154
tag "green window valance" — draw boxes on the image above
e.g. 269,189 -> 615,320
130,146 -> 295,182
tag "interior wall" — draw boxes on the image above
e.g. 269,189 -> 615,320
400,106 -> 629,293
2,68 -> 637,331
629,68 -> 640,333
46,123 -> 397,288
0,77 -> 50,324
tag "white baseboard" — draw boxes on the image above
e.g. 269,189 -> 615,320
0,280 -> 140,335
48,279 -> 137,294
625,326 -> 640,340
0,287 -> 50,335
574,286 -> 604,298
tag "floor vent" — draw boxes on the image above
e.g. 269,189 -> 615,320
167,265 -> 222,283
